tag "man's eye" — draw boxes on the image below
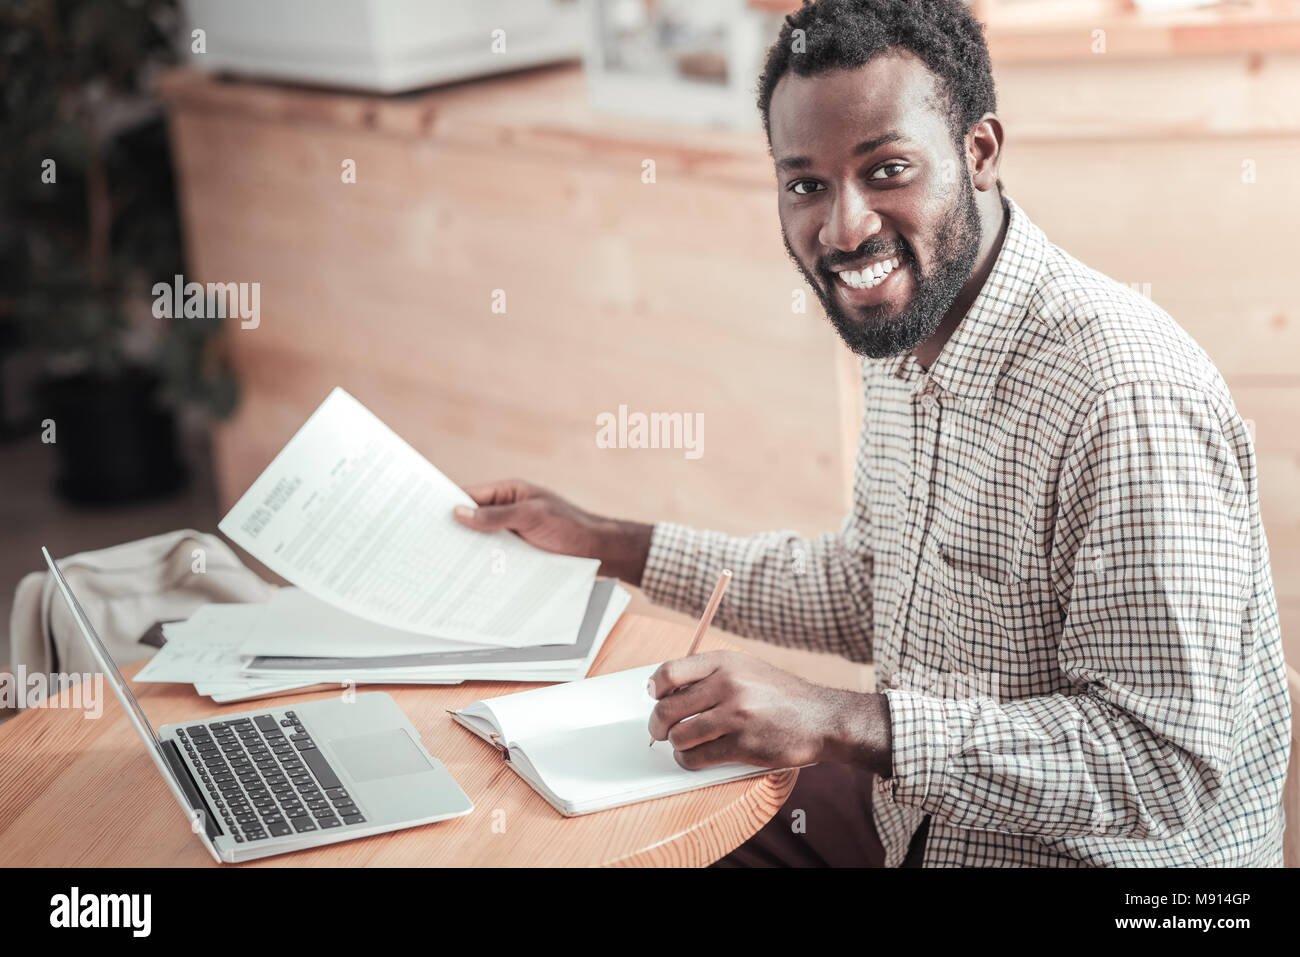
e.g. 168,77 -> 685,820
788,180 -> 824,195
870,163 -> 907,180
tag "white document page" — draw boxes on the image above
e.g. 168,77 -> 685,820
135,604 -> 266,683
238,586 -> 489,658
218,388 -> 599,647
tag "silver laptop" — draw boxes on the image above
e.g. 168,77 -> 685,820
42,546 -> 473,863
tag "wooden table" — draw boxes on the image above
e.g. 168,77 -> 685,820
0,614 -> 795,867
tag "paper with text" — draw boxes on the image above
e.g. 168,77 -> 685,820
218,388 -> 599,647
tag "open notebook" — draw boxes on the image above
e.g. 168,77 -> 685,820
450,663 -> 777,816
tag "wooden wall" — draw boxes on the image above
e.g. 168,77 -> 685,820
163,33 -> 1299,682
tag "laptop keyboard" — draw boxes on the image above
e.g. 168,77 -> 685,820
176,711 -> 366,844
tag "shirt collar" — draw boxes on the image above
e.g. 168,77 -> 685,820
869,194 -> 1046,402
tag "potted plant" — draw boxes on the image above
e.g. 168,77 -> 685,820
0,0 -> 236,503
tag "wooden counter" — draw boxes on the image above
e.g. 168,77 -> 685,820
160,33 -> 1300,669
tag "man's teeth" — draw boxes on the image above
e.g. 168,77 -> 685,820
838,257 -> 901,290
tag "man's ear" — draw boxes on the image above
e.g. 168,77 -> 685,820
968,113 -> 1004,193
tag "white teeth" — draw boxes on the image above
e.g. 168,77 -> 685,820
838,257 -> 901,290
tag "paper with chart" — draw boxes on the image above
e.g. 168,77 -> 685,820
218,388 -> 600,648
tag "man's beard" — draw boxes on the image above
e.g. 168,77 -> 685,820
784,176 -> 982,359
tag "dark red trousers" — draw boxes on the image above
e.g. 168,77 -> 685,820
710,762 -> 928,867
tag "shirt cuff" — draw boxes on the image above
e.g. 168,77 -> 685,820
640,521 -> 711,615
876,688 -> 952,814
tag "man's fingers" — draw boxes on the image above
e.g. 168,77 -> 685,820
647,676 -> 721,742
664,705 -> 729,753
647,650 -> 727,700
673,735 -> 736,771
452,502 -> 522,532
461,479 -> 533,507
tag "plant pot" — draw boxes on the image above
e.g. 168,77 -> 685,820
37,367 -> 188,504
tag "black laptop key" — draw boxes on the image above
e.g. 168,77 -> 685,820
341,813 -> 365,825
287,807 -> 308,818
254,714 -> 278,732
301,747 -> 343,790
292,818 -> 317,833
324,787 -> 349,800
294,740 -> 316,752
318,817 -> 341,829
268,823 -> 292,837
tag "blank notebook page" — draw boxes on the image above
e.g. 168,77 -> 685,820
484,664 -> 764,805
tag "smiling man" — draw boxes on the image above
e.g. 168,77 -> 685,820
453,0 -> 1292,867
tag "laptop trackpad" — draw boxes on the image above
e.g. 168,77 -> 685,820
330,730 -> 433,782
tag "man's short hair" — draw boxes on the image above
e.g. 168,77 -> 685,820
757,0 -> 998,153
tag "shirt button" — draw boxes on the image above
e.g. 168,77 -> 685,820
920,393 -> 938,412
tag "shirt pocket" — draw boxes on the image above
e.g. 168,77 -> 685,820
934,550 -> 1066,701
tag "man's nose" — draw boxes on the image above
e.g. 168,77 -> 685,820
818,185 -> 882,253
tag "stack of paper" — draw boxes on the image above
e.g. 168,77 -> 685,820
241,579 -> 628,684
135,388 -> 623,701
134,603 -> 372,703
135,581 -> 628,703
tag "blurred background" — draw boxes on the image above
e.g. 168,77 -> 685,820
3,0 -> 1299,690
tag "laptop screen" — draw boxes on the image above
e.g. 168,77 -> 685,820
40,547 -> 167,753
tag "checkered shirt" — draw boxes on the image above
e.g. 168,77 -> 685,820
641,195 -> 1292,867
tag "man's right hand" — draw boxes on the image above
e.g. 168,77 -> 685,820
451,478 -> 653,587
